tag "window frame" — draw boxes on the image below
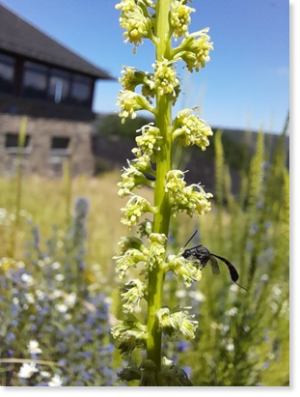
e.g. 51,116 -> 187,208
18,58 -> 94,108
0,52 -> 16,95
4,132 -> 32,154
69,73 -> 93,107
21,60 -> 49,100
48,68 -> 72,104
50,136 -> 71,156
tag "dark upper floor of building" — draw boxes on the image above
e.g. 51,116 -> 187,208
0,3 -> 114,121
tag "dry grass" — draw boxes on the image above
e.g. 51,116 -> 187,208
0,171 -> 156,276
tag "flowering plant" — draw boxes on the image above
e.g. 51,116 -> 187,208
113,0 -> 213,385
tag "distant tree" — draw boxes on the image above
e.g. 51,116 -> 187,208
96,113 -> 154,140
96,114 -> 253,173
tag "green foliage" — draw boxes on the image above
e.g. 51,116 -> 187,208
199,128 -> 251,173
0,120 -> 289,386
168,125 -> 289,386
0,116 -> 289,386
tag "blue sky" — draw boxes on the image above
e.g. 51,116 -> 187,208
1,0 -> 289,133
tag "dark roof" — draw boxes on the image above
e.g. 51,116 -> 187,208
0,3 -> 114,79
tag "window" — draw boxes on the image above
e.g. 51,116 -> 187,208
5,133 -> 31,153
0,53 -> 15,94
51,136 -> 70,155
70,74 -> 92,107
19,60 -> 93,108
48,69 -> 70,104
22,61 -> 48,99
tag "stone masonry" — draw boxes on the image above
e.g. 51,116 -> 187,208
0,114 -> 94,177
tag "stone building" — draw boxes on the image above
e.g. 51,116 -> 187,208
0,3 -> 113,177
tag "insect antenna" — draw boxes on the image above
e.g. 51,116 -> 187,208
235,282 -> 248,292
183,230 -> 198,248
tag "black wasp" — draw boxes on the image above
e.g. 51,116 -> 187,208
182,231 -> 247,291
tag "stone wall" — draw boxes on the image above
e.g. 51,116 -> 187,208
0,114 -> 94,177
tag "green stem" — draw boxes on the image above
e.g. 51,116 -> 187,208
10,116 -> 27,257
146,0 -> 172,371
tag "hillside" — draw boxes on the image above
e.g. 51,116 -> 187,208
91,114 -> 289,197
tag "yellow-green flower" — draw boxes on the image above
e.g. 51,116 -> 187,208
165,170 -> 213,217
118,160 -> 151,197
179,28 -> 214,72
173,108 -> 213,149
115,0 -> 136,14
121,194 -> 156,228
135,123 -> 162,156
116,90 -> 154,123
156,306 -> 198,340
112,319 -> 148,354
120,67 -> 156,98
170,0 -> 195,40
167,254 -> 202,287
148,233 -> 167,268
121,279 -> 147,313
114,248 -> 148,278
116,0 -> 153,52
153,59 -> 180,97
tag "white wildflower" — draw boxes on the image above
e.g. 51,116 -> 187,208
229,284 -> 239,292
221,324 -> 230,333
261,274 -> 269,282
37,260 -> 45,268
104,296 -> 113,306
175,289 -> 187,299
64,292 -> 77,308
55,274 -> 65,282
48,374 -> 63,387
18,362 -> 39,378
0,208 -> 7,220
36,289 -> 46,300
52,261 -> 61,270
272,285 -> 282,296
41,371 -> 51,378
52,289 -> 64,299
28,340 -> 42,354
55,303 -> 68,313
25,293 -> 35,304
21,273 -> 34,286
226,343 -> 235,351
188,290 -> 206,302
225,307 -> 238,317
270,302 -> 278,312
9,213 -> 16,221
16,261 -> 25,269
92,263 -> 101,271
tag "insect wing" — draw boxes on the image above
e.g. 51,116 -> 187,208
211,253 -> 239,282
209,256 -> 220,275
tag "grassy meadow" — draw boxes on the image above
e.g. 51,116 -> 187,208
0,129 -> 289,386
